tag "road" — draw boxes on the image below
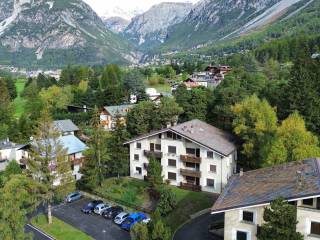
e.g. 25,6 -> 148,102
174,212 -> 224,240
25,224 -> 53,240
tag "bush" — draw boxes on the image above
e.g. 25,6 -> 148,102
156,186 -> 177,216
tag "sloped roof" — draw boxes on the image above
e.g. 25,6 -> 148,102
104,105 -> 134,118
212,158 -> 320,213
59,135 -> 88,155
0,139 -> 26,150
54,120 -> 79,133
125,119 -> 236,156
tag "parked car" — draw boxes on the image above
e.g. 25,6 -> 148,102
94,203 -> 111,215
121,212 -> 147,231
142,217 -> 151,224
102,206 -> 124,219
114,212 -> 130,225
66,192 -> 82,203
81,200 -> 103,214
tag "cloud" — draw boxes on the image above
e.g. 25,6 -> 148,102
83,0 -> 200,19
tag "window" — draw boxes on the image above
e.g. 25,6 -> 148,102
168,146 -> 176,154
186,148 -> 196,155
210,165 -> 217,173
168,172 -> 177,181
136,142 -> 141,149
158,134 -> 162,139
207,179 -> 215,188
303,198 -> 314,206
311,222 -> 320,236
167,132 -> 173,138
236,231 -> 248,240
168,159 -> 176,167
155,144 -> 161,151
177,135 -> 182,140
134,154 -> 139,161
186,162 -> 196,168
207,151 -> 214,159
242,211 -> 254,223
136,167 -> 142,175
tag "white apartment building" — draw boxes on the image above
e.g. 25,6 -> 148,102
125,119 -> 237,193
212,158 -> 320,240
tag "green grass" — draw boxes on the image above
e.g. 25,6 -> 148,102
31,215 -> 93,240
13,79 -> 27,118
166,186 -> 216,231
94,177 -> 216,232
95,177 -> 150,209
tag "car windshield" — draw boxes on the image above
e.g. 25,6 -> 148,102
87,203 -> 94,207
123,218 -> 133,224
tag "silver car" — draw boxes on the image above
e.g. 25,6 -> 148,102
114,212 -> 129,225
94,203 -> 111,215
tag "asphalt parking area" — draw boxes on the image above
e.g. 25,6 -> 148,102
52,198 -> 130,240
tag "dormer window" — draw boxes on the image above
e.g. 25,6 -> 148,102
242,211 -> 254,223
303,198 -> 314,206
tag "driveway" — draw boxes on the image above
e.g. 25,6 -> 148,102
51,198 -> 130,240
174,212 -> 224,240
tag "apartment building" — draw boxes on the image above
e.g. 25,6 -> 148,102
211,158 -> 320,240
125,119 -> 237,193
100,104 -> 134,130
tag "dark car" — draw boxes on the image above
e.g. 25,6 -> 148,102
102,206 -> 124,219
81,200 -> 103,214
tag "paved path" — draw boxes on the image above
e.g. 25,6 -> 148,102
174,213 -> 224,240
25,224 -> 53,240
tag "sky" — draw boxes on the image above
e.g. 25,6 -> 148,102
83,0 -> 200,20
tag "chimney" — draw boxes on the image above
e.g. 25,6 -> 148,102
297,170 -> 303,186
240,168 -> 244,177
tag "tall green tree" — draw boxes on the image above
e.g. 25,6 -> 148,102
0,175 -> 43,240
147,156 -> 163,189
79,108 -> 110,189
108,118 -> 130,177
130,223 -> 149,240
257,198 -> 303,240
0,79 -> 14,139
232,95 -> 278,168
28,109 -> 72,224
149,209 -> 171,240
157,97 -> 183,128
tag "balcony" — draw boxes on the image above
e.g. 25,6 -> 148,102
180,168 -> 201,178
180,182 -> 202,192
180,155 -> 201,164
144,150 -> 163,159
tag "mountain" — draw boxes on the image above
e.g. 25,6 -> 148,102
157,0 -> 309,52
104,17 -> 130,33
0,0 -> 137,69
123,2 -> 193,50
100,6 -> 144,21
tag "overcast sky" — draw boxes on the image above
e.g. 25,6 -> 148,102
83,0 -> 200,19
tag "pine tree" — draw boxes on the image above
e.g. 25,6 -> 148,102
27,108 -> 72,224
257,198 -> 303,240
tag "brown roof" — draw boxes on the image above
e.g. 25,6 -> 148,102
212,158 -> 320,213
125,119 -> 236,156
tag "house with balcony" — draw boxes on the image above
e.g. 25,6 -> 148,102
100,104 -> 134,131
211,158 -> 320,240
54,119 -> 80,136
125,119 -> 237,193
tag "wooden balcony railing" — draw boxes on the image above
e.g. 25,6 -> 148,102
180,168 -> 201,178
180,182 -> 202,192
180,155 -> 201,164
144,150 -> 163,159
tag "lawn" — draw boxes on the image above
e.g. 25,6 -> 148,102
94,177 -> 151,210
94,177 -> 216,231
13,79 -> 27,118
31,214 -> 93,240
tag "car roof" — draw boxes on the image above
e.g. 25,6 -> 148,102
117,212 -> 128,217
95,203 -> 105,207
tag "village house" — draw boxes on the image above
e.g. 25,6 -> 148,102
0,139 -> 28,171
100,104 -> 134,130
211,158 -> 320,240
125,119 -> 237,193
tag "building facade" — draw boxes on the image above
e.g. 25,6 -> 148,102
125,119 -> 237,193
212,158 -> 320,240
100,105 -> 134,130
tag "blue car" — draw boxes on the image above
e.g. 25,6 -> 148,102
121,212 -> 147,231
66,192 -> 82,203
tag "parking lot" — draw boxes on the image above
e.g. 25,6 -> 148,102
51,198 -> 130,240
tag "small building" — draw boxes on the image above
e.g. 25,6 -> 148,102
100,105 -> 134,131
54,119 -> 80,136
211,158 -> 320,240
125,119 -> 237,193
0,139 -> 28,171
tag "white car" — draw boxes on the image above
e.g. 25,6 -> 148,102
94,203 -> 111,215
114,212 -> 130,225
142,217 -> 151,224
